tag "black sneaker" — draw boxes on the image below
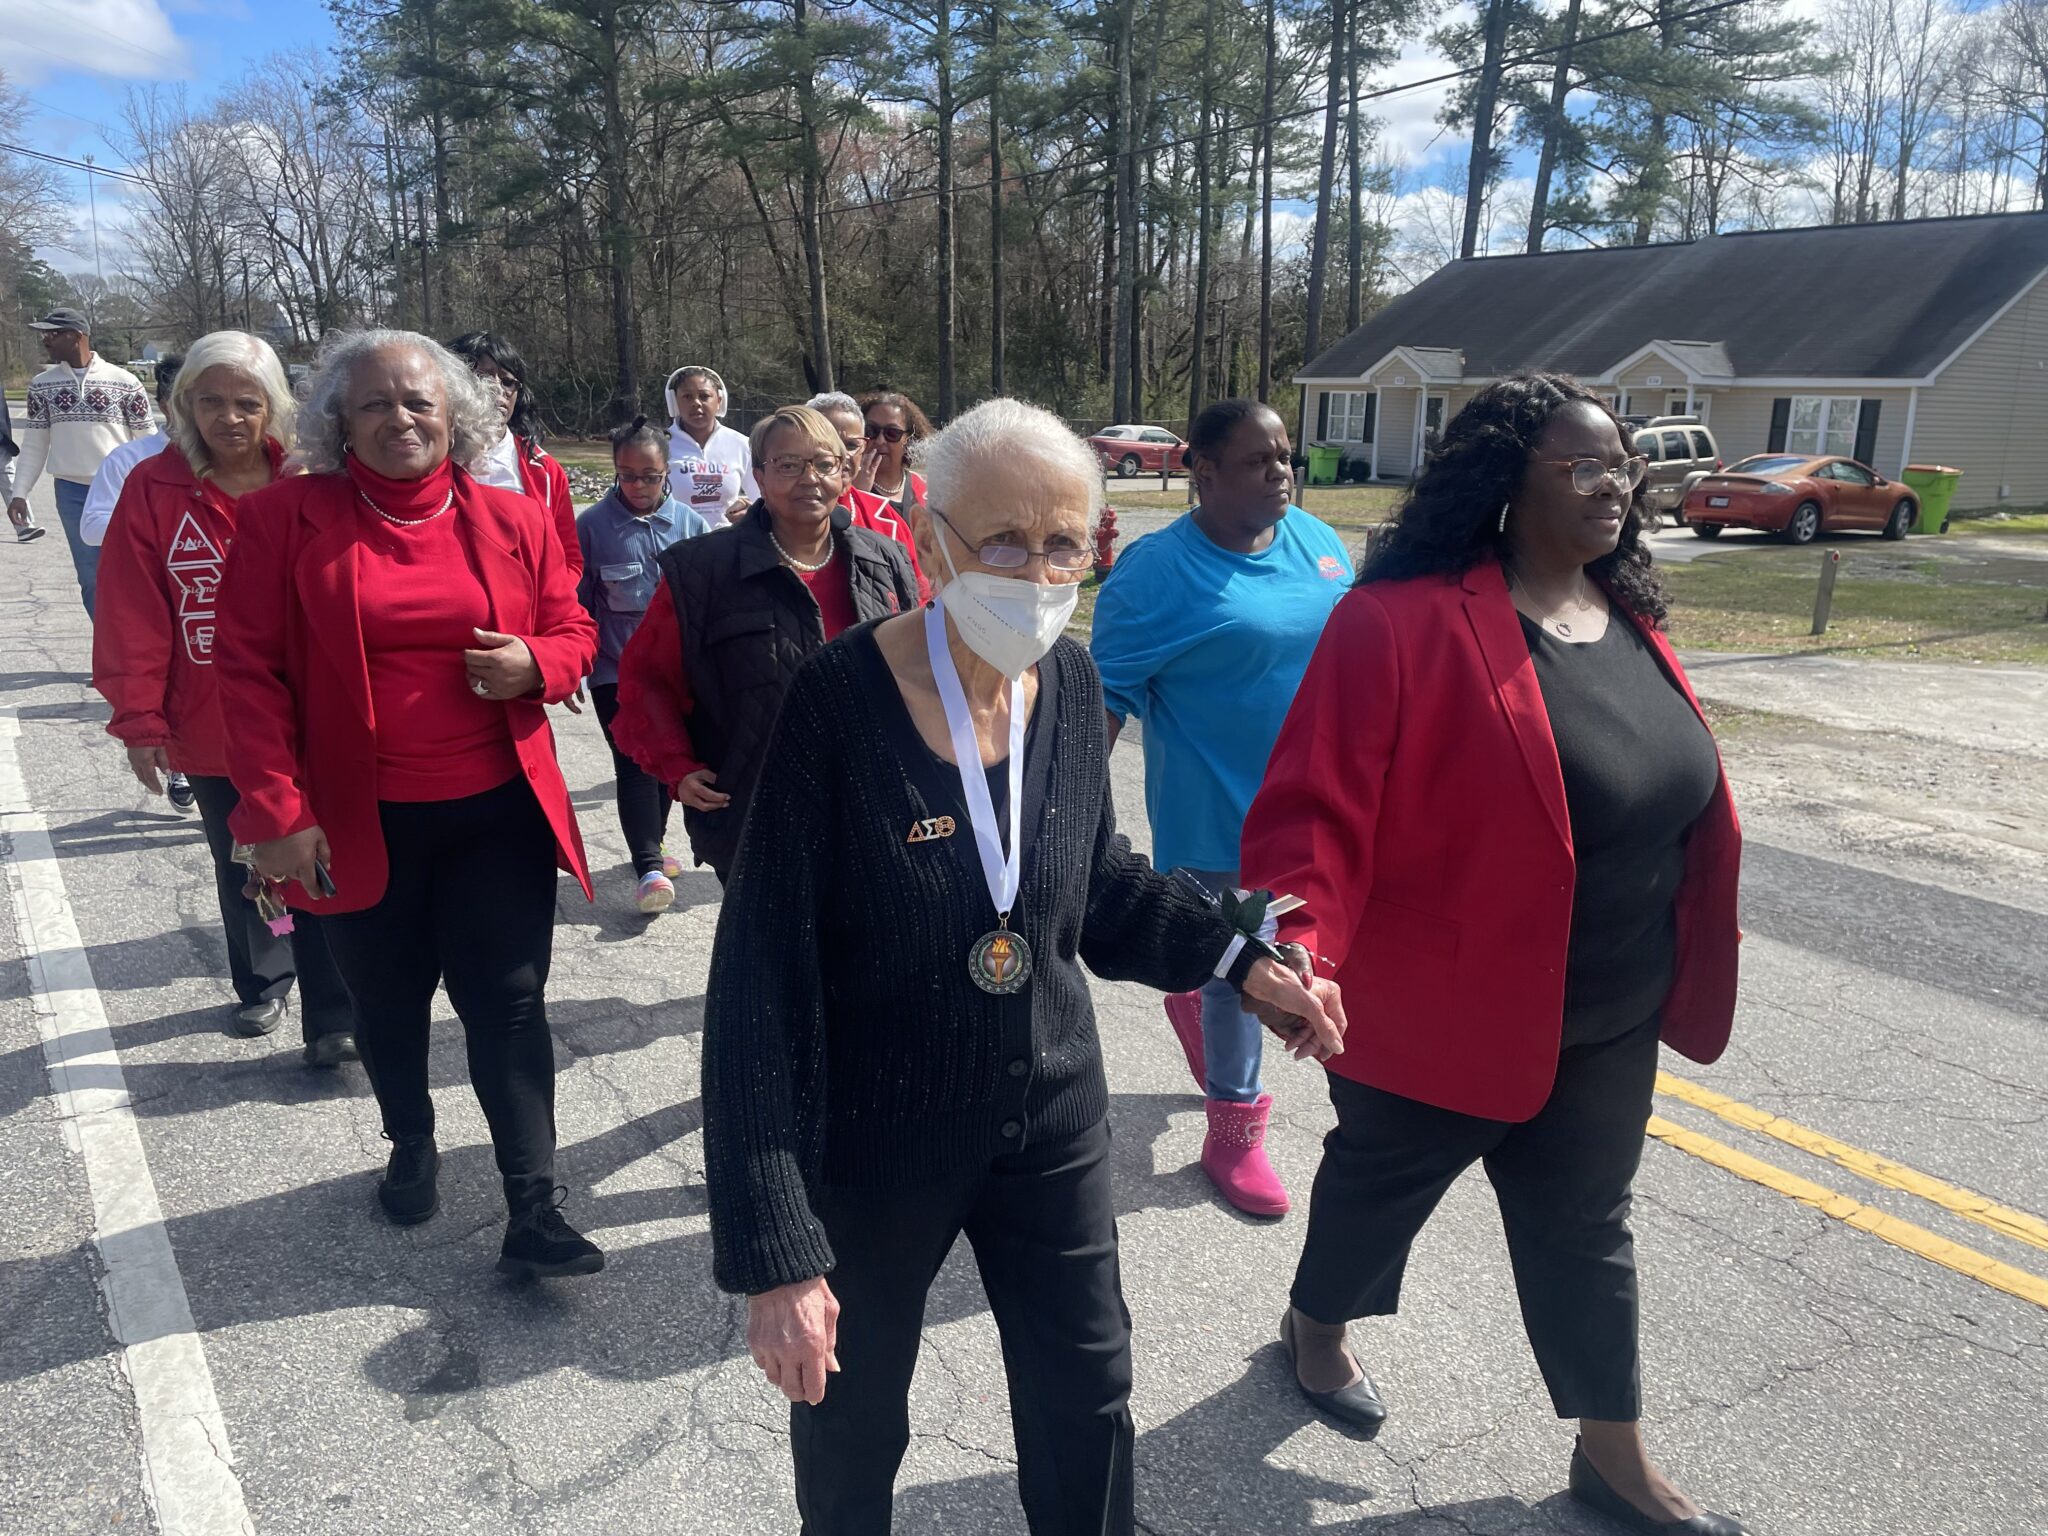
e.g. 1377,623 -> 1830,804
498,1188 -> 604,1280
166,772 -> 197,812
377,1134 -> 440,1226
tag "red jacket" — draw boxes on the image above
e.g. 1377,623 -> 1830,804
1240,561 -> 1741,1122
215,468 -> 597,914
841,487 -> 930,601
91,440 -> 287,778
515,439 -> 582,580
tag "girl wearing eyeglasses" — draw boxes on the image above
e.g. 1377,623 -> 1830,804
854,389 -> 934,517
574,416 -> 716,914
611,405 -> 920,884
1240,374 -> 1745,1535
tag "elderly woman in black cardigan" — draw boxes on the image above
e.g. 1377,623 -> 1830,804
702,398 -> 1347,1536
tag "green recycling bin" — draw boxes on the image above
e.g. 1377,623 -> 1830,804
1901,464 -> 1963,534
1306,442 -> 1342,486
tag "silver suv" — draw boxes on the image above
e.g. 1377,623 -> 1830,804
1631,416 -> 1722,524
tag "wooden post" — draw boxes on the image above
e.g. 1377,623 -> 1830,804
1811,549 -> 1842,636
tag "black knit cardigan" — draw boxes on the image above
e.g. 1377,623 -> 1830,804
702,628 -> 1237,1295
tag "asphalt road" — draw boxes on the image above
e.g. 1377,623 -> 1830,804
3,479 -> 2045,1536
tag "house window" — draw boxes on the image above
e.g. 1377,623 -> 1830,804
1327,391 -> 1375,443
1788,396 -> 1862,458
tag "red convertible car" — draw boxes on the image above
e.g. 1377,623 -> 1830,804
1682,454 -> 1919,543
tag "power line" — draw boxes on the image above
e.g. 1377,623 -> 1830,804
0,139 -> 155,187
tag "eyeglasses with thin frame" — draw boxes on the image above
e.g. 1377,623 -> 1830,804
864,422 -> 908,443
931,505 -> 1092,573
764,453 -> 849,479
1532,455 -> 1650,496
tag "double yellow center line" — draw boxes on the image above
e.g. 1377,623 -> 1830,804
1649,1072 -> 2048,1311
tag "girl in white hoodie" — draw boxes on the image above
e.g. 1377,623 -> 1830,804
663,365 -> 757,524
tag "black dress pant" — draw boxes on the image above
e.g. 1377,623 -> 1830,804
1289,1016 -> 1662,1421
590,682 -> 671,878
321,779 -> 561,1201
187,774 -> 355,1042
791,1119 -> 1134,1536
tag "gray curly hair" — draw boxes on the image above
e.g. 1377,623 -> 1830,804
294,328 -> 503,476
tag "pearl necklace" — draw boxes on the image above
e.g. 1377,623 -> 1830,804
768,526 -> 833,573
358,487 -> 455,527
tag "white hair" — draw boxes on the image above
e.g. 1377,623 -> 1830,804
805,391 -> 861,420
168,331 -> 295,477
913,398 -> 1104,520
294,328 -> 502,476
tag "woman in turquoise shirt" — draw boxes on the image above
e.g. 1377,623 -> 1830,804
1092,399 -> 1352,1216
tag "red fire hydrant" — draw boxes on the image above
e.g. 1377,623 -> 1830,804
1094,505 -> 1119,578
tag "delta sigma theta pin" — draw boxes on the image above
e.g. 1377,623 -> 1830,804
969,928 -> 1033,995
906,815 -> 957,843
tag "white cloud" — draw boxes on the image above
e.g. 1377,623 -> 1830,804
0,0 -> 191,85
1371,21 -> 1475,168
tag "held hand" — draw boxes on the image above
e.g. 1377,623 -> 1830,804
125,745 -> 171,795
563,679 -> 587,716
464,628 -> 543,700
747,1277 -> 841,1405
676,769 -> 731,812
1241,957 -> 1347,1062
725,495 -> 751,523
251,825 -> 330,890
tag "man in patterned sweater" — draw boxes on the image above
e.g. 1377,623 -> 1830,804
7,307 -> 153,618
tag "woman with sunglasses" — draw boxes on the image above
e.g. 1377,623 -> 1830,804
853,389 -> 934,518
1241,374 -> 1745,1535
448,332 -> 580,578
611,405 -> 919,883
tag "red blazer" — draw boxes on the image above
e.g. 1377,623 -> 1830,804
92,440 -> 286,778
215,468 -> 597,914
515,439 -> 582,580
1240,561 -> 1742,1122
840,486 -> 931,601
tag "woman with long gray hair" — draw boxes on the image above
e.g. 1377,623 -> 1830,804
214,329 -> 604,1280
93,330 -> 358,1062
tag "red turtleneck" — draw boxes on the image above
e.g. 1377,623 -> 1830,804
345,454 -> 520,801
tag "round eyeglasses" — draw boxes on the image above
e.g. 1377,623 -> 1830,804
1532,455 -> 1650,496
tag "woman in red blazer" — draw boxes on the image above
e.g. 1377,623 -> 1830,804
1241,375 -> 1743,1536
92,329 -> 356,1062
215,329 -> 602,1282
449,331 -> 581,580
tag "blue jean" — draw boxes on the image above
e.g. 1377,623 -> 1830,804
1178,868 -> 1269,1104
53,478 -> 98,618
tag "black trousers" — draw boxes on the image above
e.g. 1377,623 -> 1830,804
187,774 -> 355,1041
1289,1016 -> 1661,1421
321,779 -> 561,1201
590,682 -> 671,878
791,1119 -> 1134,1536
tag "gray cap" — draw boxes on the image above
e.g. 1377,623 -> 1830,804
29,307 -> 91,332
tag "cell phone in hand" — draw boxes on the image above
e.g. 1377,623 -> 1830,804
312,860 -> 338,898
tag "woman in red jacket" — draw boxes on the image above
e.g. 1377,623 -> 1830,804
92,330 -> 357,1064
448,331 -> 581,579
1241,375 -> 1744,1536
853,389 -> 932,518
215,329 -> 602,1282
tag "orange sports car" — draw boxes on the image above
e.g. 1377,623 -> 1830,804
1682,454 -> 1919,543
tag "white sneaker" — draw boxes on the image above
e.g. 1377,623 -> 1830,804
635,871 -> 676,914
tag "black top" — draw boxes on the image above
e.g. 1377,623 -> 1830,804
702,625 -> 1238,1295
1521,611 -> 1721,1046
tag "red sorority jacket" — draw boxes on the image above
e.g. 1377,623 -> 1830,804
515,438 -> 583,580
841,486 -> 930,601
214,467 -> 597,914
91,439 -> 287,778
1240,561 -> 1742,1123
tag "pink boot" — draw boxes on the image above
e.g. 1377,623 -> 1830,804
1162,991 -> 1207,1091
1201,1093 -> 1290,1217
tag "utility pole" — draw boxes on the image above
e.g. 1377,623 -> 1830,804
83,155 -> 106,291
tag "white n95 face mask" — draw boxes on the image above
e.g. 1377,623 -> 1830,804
937,533 -> 1080,680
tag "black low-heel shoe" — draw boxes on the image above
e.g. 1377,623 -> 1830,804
1569,1440 -> 1744,1534
1279,1309 -> 1387,1437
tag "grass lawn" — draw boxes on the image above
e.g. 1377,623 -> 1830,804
551,440 -> 615,474
1107,482 -> 1402,533
1661,541 -> 2048,665
1954,510 -> 2048,537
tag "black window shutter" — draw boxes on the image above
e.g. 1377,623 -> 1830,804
1767,398 -> 1790,453
1316,393 -> 1330,439
1364,393 -> 1377,442
1854,399 -> 1881,466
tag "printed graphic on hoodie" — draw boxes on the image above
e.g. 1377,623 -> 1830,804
166,512 -> 225,663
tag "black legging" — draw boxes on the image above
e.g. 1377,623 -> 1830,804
590,681 -> 671,878
1289,1015 -> 1661,1422
188,774 -> 355,1041
321,778 -> 561,1204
